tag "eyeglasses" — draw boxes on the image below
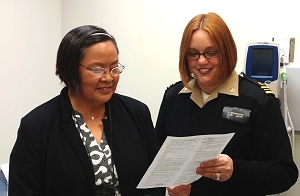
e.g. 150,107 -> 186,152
80,63 -> 125,78
186,51 -> 221,60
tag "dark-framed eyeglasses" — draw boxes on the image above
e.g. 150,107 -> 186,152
79,63 -> 125,78
186,50 -> 221,60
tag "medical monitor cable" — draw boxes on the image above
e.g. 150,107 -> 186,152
282,71 -> 295,153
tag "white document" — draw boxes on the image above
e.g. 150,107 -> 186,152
137,133 -> 234,188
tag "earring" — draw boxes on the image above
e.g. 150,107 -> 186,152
190,73 -> 195,78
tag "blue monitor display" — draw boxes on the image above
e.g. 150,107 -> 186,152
244,42 -> 279,83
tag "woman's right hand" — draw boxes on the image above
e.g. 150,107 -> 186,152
196,154 -> 233,182
167,184 -> 191,196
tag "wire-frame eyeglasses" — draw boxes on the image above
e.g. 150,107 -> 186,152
79,63 -> 125,78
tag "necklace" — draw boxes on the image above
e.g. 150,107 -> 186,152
85,114 -> 99,120
81,110 -> 103,120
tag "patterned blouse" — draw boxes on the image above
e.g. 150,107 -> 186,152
72,111 -> 121,195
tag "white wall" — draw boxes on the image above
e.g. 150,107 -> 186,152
1,0 -> 299,195
0,0 -> 62,164
61,0 -> 300,123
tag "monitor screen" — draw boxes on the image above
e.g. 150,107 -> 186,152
244,43 -> 279,82
251,48 -> 273,77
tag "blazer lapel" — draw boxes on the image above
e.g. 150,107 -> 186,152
59,87 -> 95,192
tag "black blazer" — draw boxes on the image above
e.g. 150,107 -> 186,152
9,87 -> 164,196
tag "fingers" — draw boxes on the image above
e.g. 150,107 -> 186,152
196,154 -> 233,182
167,184 -> 191,196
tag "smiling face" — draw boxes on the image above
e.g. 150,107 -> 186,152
77,40 -> 119,107
187,29 -> 222,94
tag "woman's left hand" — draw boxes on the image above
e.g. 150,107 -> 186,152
167,184 -> 191,196
196,154 -> 233,182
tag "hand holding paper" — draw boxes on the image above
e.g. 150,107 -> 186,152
137,133 -> 234,188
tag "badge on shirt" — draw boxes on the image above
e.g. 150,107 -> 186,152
222,106 -> 251,123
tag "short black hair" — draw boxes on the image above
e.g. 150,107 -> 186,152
55,25 -> 119,93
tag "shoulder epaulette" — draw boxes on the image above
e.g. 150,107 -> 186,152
167,81 -> 181,90
257,82 -> 275,95
239,72 -> 275,96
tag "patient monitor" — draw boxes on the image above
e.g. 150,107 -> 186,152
244,42 -> 281,97
244,41 -> 295,153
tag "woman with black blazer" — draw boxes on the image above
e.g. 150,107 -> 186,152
9,25 -> 164,196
